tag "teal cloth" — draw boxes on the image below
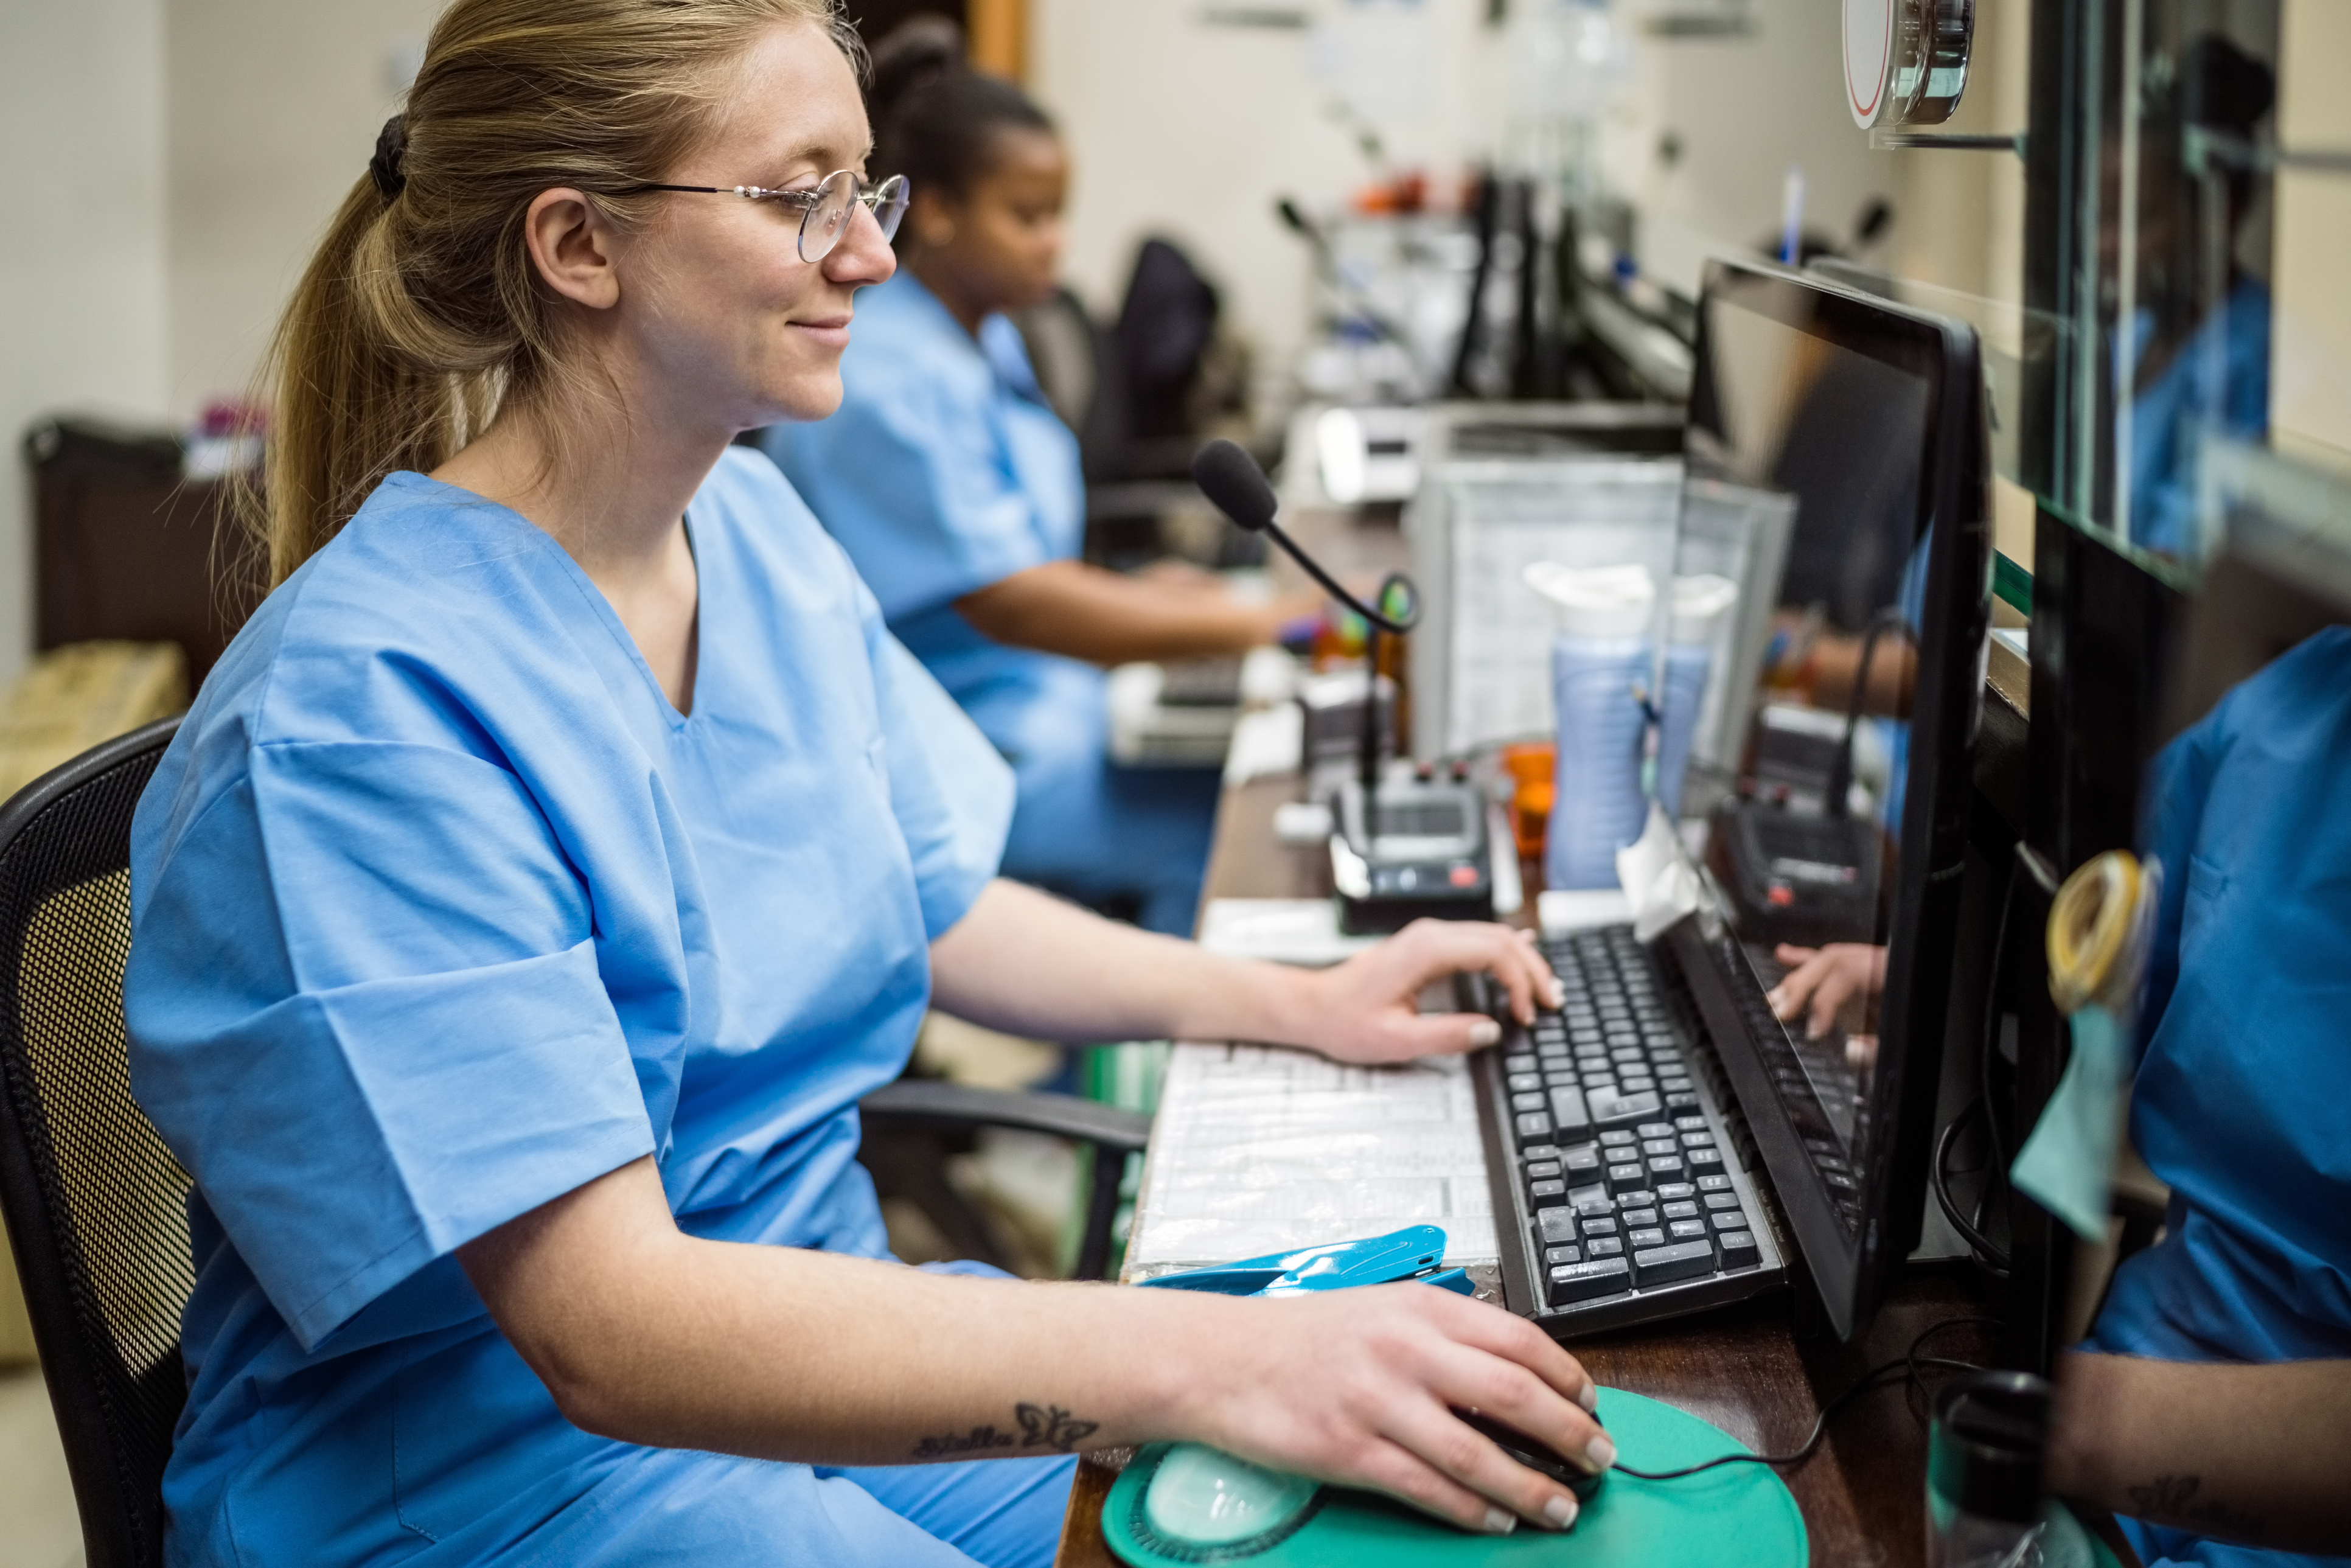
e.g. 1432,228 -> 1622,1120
2011,1004 -> 2131,1241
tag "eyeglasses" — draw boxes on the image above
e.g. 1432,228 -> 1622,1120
625,169 -> 910,263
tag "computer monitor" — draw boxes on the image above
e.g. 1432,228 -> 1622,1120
1662,257 -> 1992,1339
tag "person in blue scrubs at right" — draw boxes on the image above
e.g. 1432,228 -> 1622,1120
2108,35 -> 2276,560
2040,626 -> 2351,1567
1776,627 -> 2351,1561
120,5 -> 1605,1566
762,22 -> 1317,937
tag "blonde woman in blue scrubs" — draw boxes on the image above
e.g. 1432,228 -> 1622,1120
762,26 -> 1312,936
122,4 -> 1606,1566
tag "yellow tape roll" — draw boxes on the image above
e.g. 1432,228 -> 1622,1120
2046,851 -> 2146,1016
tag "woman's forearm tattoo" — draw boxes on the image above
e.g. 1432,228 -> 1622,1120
911,1402 -> 1101,1460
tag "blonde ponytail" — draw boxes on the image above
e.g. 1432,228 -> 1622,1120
245,0 -> 858,587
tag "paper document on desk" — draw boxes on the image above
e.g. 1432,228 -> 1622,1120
1221,703 -> 1303,787
1128,1043 -> 1498,1272
1197,898 -> 1379,967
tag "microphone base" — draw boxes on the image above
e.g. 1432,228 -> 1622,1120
1327,773 -> 1496,935
1712,796 -> 1883,949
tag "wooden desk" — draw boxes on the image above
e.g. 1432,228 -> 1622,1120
1054,766 -> 2004,1568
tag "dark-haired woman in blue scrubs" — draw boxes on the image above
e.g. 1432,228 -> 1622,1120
762,24 -> 1315,936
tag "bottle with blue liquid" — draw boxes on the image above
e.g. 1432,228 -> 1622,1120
1656,574 -> 1738,820
1525,566 -> 1739,890
1525,563 -> 1656,891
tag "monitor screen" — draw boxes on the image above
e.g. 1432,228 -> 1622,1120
1663,259 -> 1990,1335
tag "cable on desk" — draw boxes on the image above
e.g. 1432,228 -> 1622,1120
1903,1314 -> 2004,1427
1610,1315 -> 1996,1482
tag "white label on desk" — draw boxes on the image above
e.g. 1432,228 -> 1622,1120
1128,1043 -> 1499,1271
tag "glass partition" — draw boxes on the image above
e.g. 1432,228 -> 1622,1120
2021,0 -> 2351,580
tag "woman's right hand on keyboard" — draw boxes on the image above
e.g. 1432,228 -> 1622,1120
1165,1280 -> 1609,1534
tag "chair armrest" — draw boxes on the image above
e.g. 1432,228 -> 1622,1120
859,1080 -> 1152,1281
859,1080 -> 1151,1153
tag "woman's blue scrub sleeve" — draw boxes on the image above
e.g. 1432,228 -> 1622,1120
129,739 -> 656,1351
866,622 -> 1017,939
123,451 -> 1035,1566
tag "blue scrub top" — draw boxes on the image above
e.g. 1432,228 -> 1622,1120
758,269 -> 1092,771
2086,625 -> 2351,1568
124,450 -> 1021,1566
2125,281 -> 2271,559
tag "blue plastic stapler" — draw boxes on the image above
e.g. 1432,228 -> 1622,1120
1132,1224 -> 1475,1298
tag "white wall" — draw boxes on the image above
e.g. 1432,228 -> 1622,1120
165,0 -> 446,416
1032,0 -> 1926,377
1609,0 -> 1900,294
1028,1 -> 1428,382
0,0 -> 173,686
2271,0 -> 2351,467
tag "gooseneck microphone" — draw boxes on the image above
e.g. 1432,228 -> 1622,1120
1188,440 -> 1419,635
1189,442 -> 1493,933
1191,437 -> 1423,815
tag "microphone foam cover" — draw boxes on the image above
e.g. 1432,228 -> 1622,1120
1190,439 -> 1278,533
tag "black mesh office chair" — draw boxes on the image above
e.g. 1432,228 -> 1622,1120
0,719 -> 1151,1568
0,716 -> 190,1568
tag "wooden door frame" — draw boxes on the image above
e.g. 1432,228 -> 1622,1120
969,0 -> 1026,80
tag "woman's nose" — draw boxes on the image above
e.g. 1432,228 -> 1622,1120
826,204 -> 897,287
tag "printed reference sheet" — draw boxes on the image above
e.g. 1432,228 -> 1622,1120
1126,1042 -> 1499,1275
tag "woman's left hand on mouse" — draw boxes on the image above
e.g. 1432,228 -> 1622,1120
1162,1280 -> 1609,1534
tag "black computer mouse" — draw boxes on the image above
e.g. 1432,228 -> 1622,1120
1452,1404 -> 1609,1501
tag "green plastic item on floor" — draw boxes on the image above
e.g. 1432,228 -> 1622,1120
1101,1387 -> 1808,1567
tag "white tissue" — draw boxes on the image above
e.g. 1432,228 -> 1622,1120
1614,804 -> 1704,942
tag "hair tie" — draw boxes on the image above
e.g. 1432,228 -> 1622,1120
369,114 -> 409,201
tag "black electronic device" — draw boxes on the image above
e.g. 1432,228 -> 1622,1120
1717,605 -> 1910,944
1469,259 -> 1992,1343
1715,804 -> 1882,947
1451,1406 -> 1608,1501
1189,440 -> 1496,933
1328,764 -> 1494,932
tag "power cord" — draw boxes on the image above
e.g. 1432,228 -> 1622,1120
1611,1315 -> 1995,1481
1926,855 -> 2018,1278
1903,1315 -> 2004,1427
1934,1100 -> 2013,1276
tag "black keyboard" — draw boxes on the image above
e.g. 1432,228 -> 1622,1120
1468,924 -> 1789,1336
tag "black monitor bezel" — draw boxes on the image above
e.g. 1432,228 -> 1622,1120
1670,256 -> 1992,1340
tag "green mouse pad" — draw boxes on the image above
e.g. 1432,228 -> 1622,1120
1102,1387 -> 1808,1567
